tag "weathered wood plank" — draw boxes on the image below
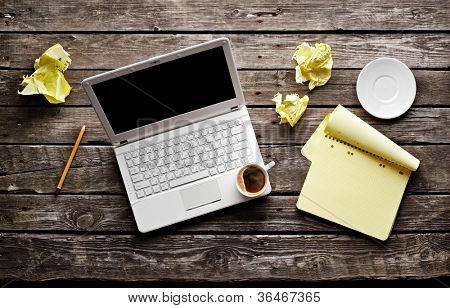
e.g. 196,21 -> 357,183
0,233 -> 447,281
1,34 -> 449,69
0,107 -> 448,144
0,145 -> 448,194
1,0 -> 449,31
2,70 -> 449,107
0,194 -> 448,233
250,108 -> 450,145
240,70 -> 450,107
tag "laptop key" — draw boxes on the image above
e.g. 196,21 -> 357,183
169,163 -> 176,171
152,169 -> 160,177
232,142 -> 247,152
129,167 -> 139,175
136,189 -> 145,198
236,133 -> 246,142
144,187 -> 153,196
226,162 -> 235,170
135,180 -> 150,190
131,174 -> 144,183
175,160 -> 184,169
217,165 -> 226,173
169,170 -> 209,188
230,126 -> 243,135
159,174 -> 167,182
229,152 -> 239,161
183,168 -> 191,176
191,165 -> 199,173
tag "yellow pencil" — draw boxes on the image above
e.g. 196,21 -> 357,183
55,125 -> 86,195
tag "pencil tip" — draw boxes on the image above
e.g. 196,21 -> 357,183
55,187 -> 61,195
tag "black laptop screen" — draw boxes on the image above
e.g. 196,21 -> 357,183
91,47 -> 236,134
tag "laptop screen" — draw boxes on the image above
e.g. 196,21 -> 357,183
91,47 -> 236,134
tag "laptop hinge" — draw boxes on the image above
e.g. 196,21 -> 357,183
230,105 -> 239,111
119,140 -> 128,145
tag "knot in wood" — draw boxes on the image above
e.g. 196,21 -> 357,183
76,213 -> 95,229
204,247 -> 239,270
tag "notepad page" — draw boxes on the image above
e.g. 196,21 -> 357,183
325,105 -> 420,171
297,130 -> 411,240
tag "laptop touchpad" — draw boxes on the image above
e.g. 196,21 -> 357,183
180,180 -> 222,211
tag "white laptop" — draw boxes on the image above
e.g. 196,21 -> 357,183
82,38 -> 271,232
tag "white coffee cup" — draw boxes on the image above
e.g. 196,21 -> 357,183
236,161 -> 275,197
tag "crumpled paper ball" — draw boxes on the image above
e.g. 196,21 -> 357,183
272,92 -> 309,127
292,42 -> 333,90
18,43 -> 72,104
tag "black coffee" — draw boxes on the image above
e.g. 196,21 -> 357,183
242,166 -> 266,193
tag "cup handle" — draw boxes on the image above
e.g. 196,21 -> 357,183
263,161 -> 275,172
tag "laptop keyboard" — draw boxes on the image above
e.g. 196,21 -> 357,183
123,118 -> 255,199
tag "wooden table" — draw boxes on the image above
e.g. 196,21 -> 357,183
0,1 -> 449,286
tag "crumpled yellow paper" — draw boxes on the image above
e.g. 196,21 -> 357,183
18,43 -> 72,104
272,92 -> 309,127
292,42 -> 333,90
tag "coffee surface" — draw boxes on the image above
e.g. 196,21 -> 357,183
242,166 -> 265,193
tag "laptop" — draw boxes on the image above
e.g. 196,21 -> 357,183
82,38 -> 271,232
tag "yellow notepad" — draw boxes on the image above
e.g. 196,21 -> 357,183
297,105 -> 420,240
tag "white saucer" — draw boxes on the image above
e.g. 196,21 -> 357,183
356,58 -> 416,119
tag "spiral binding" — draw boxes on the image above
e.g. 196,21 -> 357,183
324,134 -> 405,174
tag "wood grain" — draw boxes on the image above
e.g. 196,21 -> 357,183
0,194 -> 448,233
1,0 -> 449,31
0,0 -> 449,284
0,233 -> 448,281
1,33 -> 449,69
3,69 -> 449,107
0,107 -> 448,144
0,145 -> 448,194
